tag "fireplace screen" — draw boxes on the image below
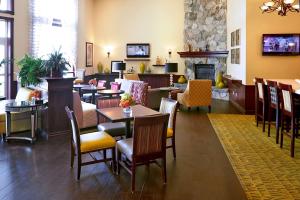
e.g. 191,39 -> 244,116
194,64 -> 215,85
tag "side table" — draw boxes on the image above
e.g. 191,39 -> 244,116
5,100 -> 46,143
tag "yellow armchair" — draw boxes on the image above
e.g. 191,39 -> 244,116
177,80 -> 212,112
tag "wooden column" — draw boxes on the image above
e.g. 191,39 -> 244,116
45,77 -> 75,136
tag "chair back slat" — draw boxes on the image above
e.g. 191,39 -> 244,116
255,78 -> 265,101
278,83 -> 293,115
133,114 -> 169,159
96,97 -> 120,123
159,98 -> 178,129
65,106 -> 81,148
266,80 -> 279,107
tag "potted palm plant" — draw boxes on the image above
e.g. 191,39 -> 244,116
42,49 -> 71,77
17,55 -> 46,87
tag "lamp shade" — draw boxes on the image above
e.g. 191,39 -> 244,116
113,62 -> 126,71
165,63 -> 178,73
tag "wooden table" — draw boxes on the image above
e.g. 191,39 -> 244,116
73,84 -> 88,97
266,79 -> 300,95
97,105 -> 160,138
81,86 -> 106,104
98,89 -> 124,98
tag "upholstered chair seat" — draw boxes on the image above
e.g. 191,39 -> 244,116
167,128 -> 173,138
116,138 -> 133,161
97,122 -> 127,137
80,131 -> 116,153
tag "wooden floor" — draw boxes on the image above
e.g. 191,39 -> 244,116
0,100 -> 247,200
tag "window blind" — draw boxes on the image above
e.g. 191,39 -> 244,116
29,0 -> 78,68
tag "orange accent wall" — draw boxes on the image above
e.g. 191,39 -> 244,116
246,0 -> 300,85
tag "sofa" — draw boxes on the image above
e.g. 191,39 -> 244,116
118,79 -> 168,110
0,87 -> 35,135
73,91 -> 97,129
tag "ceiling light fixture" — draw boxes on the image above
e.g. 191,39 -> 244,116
260,0 -> 299,16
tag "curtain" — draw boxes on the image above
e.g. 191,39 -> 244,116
29,0 -> 78,68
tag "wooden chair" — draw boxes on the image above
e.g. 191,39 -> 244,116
65,106 -> 116,180
159,98 -> 179,159
266,80 -> 281,143
116,114 -> 169,192
255,77 -> 267,132
278,83 -> 300,157
96,97 -> 126,138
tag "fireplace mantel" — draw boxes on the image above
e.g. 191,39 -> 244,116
177,51 -> 229,58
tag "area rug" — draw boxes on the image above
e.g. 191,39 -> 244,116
208,114 -> 300,200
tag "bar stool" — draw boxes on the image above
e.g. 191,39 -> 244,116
278,83 -> 300,157
266,80 -> 281,143
255,78 -> 267,132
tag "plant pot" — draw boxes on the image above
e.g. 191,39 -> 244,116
51,69 -> 63,77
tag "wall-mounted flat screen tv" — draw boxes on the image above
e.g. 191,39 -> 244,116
126,43 -> 150,58
262,34 -> 300,56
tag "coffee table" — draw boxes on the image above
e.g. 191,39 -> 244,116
5,100 -> 46,143
97,105 -> 160,138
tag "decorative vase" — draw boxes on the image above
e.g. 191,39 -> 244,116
97,63 -> 103,73
216,71 -> 225,89
104,67 -> 110,74
123,106 -> 132,114
139,62 -> 145,74
178,76 -> 186,84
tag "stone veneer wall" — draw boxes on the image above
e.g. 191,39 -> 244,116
184,0 -> 227,79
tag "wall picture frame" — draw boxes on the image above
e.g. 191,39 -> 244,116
231,49 -> 236,64
111,60 -> 123,74
86,42 -> 93,67
231,31 -> 236,47
235,48 -> 240,64
235,29 -> 240,46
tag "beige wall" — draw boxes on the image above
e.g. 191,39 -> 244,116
77,0 -> 95,75
246,0 -> 300,85
227,0 -> 246,83
93,0 -> 185,74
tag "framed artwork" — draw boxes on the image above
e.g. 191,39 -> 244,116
231,49 -> 236,64
235,29 -> 240,46
86,42 -> 93,67
235,48 -> 240,64
111,60 -> 123,73
231,31 -> 236,47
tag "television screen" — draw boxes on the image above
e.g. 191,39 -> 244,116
262,34 -> 300,56
126,43 -> 150,58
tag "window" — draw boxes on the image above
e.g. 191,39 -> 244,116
0,17 -> 13,98
0,0 -> 14,14
29,0 -> 78,68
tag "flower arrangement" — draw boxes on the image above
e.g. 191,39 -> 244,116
119,93 -> 135,108
29,90 -> 41,100
88,78 -> 97,86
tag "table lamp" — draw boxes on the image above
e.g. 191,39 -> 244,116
113,62 -> 126,79
165,63 -> 178,86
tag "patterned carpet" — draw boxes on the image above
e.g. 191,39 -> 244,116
208,114 -> 300,200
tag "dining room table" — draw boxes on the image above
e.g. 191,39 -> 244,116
96,104 -> 160,138
97,89 -> 124,98
81,85 -> 106,104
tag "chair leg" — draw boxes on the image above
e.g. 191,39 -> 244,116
262,105 -> 266,132
103,149 -> 107,161
291,122 -> 295,157
111,148 -> 116,173
280,115 -> 284,148
77,154 -> 81,180
208,105 -> 211,113
71,143 -> 75,168
267,107 -> 272,137
172,137 -> 176,159
162,156 -> 167,184
131,163 -> 136,192
275,108 -> 280,144
117,149 -> 121,175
